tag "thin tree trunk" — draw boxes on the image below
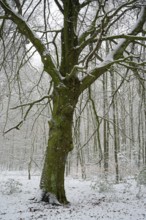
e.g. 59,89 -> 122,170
138,104 -> 142,168
103,73 -> 109,174
144,88 -> 146,165
110,72 -> 119,183
88,87 -> 102,166
129,84 -> 135,161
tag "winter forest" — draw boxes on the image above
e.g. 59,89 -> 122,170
0,0 -> 146,219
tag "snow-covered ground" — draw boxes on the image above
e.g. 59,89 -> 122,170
0,172 -> 146,220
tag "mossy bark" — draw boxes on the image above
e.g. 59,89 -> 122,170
40,83 -> 79,204
40,1 -> 80,204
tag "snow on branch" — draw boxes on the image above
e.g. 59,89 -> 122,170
79,6 -> 146,93
103,35 -> 146,41
0,0 -> 62,84
80,0 -> 97,8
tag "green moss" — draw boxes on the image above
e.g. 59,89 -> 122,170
40,89 -> 78,203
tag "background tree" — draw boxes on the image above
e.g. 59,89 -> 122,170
0,0 -> 146,204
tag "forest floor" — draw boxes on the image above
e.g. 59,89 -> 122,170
0,172 -> 146,220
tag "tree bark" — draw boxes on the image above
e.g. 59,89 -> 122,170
110,72 -> 119,183
40,82 -> 79,204
103,73 -> 109,173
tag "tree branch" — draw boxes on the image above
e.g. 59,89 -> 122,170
4,95 -> 52,134
80,0 -> 97,8
4,121 -> 24,134
79,6 -> 146,93
11,95 -> 52,110
13,0 -> 22,15
0,0 -> 62,84
54,0 -> 64,14
103,34 -> 146,41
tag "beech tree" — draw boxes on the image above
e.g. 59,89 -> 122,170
0,0 -> 146,204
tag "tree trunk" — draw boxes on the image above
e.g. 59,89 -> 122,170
103,73 -> 109,174
40,84 -> 78,204
110,72 -> 119,183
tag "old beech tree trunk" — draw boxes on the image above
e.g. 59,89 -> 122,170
39,1 -> 81,204
40,79 -> 80,204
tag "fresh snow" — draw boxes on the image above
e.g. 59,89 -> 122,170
0,172 -> 146,220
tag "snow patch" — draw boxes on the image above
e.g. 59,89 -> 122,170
0,173 -> 146,220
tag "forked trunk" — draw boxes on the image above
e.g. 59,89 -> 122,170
40,84 -> 79,204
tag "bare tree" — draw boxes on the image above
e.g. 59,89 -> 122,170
0,0 -> 146,204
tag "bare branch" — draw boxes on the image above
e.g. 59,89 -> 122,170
80,0 -> 97,8
13,0 -> 22,15
4,121 -> 24,134
103,34 -> 146,41
54,0 -> 64,14
79,6 -> 146,93
4,95 -> 52,134
11,95 -> 52,110
0,0 -> 62,84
